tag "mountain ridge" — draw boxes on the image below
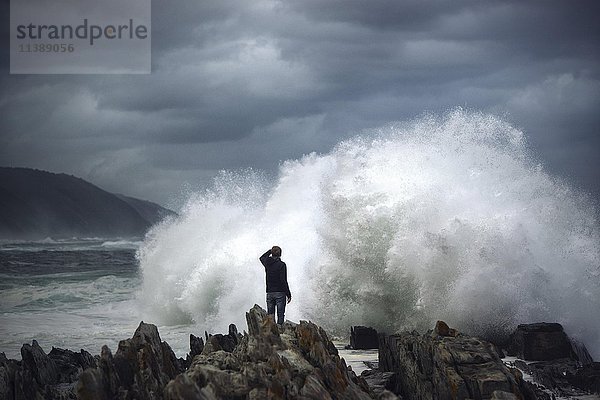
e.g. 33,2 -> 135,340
0,167 -> 176,239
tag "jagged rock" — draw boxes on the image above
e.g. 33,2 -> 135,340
377,390 -> 402,400
190,334 -> 205,356
48,347 -> 96,383
245,305 -> 265,336
571,338 -> 594,365
572,362 -> 600,393
77,345 -> 121,400
1,340 -> 92,399
165,304 -> 374,399
66,306 -> 376,399
433,321 -> 458,337
514,358 -> 577,393
229,323 -> 242,342
21,339 -> 59,386
185,334 -> 205,367
0,353 -> 18,400
163,372 -> 220,399
13,312 -> 597,400
506,322 -> 574,361
15,340 -> 69,399
503,322 -> 598,397
361,370 -> 398,398
77,321 -> 184,400
521,381 -> 552,400
364,360 -> 379,370
379,324 -> 531,400
239,305 -> 286,361
513,358 -> 600,396
351,326 -> 379,350
490,390 -> 518,399
202,326 -> 240,355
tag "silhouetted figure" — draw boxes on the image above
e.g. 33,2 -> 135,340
259,246 -> 291,326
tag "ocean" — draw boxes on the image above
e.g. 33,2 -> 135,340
1,110 -> 599,361
0,237 -> 378,371
0,238 -> 154,359
0,237 -> 227,361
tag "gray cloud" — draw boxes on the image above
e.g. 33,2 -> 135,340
1,0 -> 599,207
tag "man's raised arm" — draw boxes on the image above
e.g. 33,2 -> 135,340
259,249 -> 272,267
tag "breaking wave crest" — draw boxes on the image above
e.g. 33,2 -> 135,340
137,110 -> 600,357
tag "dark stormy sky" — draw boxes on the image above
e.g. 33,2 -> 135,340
1,0 -> 599,209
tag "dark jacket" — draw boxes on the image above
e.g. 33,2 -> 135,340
260,250 -> 291,298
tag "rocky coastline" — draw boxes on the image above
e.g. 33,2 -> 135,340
0,307 -> 598,399
376,321 -> 599,400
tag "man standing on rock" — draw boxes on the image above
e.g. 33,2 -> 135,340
259,246 -> 292,327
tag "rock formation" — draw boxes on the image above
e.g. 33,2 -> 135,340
3,312 -> 599,400
76,321 -> 185,399
351,326 -> 379,350
164,304 -> 376,399
505,322 -> 575,361
378,322 -> 534,400
0,340 -> 97,399
0,306 -> 380,399
504,322 -> 599,398
360,369 -> 398,399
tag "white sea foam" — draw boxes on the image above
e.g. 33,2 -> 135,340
0,273 -> 142,358
0,275 -> 139,311
137,110 -> 600,357
100,240 -> 143,248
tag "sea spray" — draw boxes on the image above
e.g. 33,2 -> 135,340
137,109 -> 600,357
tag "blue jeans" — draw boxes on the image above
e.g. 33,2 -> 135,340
266,292 -> 286,325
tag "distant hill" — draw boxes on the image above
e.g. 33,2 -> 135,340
0,167 -> 176,239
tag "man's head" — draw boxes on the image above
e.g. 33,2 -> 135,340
271,246 -> 282,258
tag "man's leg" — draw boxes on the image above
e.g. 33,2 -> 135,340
275,292 -> 286,325
266,292 -> 276,321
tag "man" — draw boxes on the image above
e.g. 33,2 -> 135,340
259,246 -> 291,326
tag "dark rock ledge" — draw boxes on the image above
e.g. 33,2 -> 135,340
1,312 -> 598,400
378,321 -> 534,400
503,322 -> 600,398
0,305 -> 379,400
376,320 -> 599,400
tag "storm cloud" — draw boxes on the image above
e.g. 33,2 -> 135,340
1,0 -> 599,208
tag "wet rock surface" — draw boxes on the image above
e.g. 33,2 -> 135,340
2,315 -> 598,399
502,322 -> 599,398
165,304 -> 374,399
0,306 -> 377,399
378,322 -> 533,400
505,355 -> 600,397
572,362 -> 600,393
351,326 -> 379,350
360,369 -> 398,399
76,321 -> 185,399
506,323 -> 575,361
185,333 -> 205,368
0,340 -> 97,400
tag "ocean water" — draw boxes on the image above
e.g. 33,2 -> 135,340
1,110 -> 599,361
0,239 -> 137,358
0,238 -> 211,359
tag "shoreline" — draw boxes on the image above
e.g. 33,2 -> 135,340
1,309 -> 599,399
